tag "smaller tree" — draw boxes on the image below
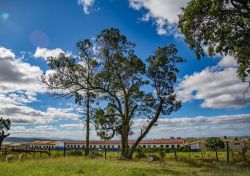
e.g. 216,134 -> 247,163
0,117 -> 11,149
94,105 -> 122,158
206,137 -> 225,161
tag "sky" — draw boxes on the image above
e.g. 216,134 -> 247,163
0,0 -> 249,140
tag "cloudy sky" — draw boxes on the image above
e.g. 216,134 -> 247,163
0,0 -> 249,140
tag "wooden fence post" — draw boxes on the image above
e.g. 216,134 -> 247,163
4,147 -> 7,156
64,143 -> 66,157
242,149 -> 246,161
231,150 -> 235,161
226,141 -> 229,163
174,149 -> 177,161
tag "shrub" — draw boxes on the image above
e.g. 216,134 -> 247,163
148,153 -> 161,161
158,150 -> 165,158
89,151 -> 103,158
135,146 -> 146,159
68,150 -> 83,156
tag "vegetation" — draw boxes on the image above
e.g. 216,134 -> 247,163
0,153 -> 249,176
178,0 -> 250,83
0,117 -> 11,149
44,39 -> 98,156
44,28 -> 185,159
206,137 -> 225,161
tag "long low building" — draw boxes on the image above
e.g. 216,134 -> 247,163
65,139 -> 185,150
29,141 -> 64,150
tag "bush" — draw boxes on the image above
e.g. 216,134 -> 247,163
89,151 -> 103,158
135,146 -> 146,159
158,150 -> 166,158
148,153 -> 161,161
68,150 -> 83,156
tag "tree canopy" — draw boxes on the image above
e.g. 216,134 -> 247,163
0,117 -> 11,149
45,28 -> 185,159
178,0 -> 250,82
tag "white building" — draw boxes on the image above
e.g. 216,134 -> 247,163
65,139 -> 185,150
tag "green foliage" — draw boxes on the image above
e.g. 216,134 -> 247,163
89,151 -> 103,158
0,117 -> 11,131
135,147 -> 146,159
68,150 -> 83,156
178,0 -> 250,81
206,137 -> 225,151
45,28 -> 185,158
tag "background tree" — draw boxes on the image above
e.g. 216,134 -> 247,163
94,105 -> 122,158
178,0 -> 250,83
0,117 -> 11,149
206,137 -> 225,161
44,39 -> 98,156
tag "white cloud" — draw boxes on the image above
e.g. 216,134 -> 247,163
78,0 -> 95,14
33,47 -> 65,60
9,114 -> 250,140
177,56 -> 250,109
0,47 -> 44,94
130,114 -> 250,138
129,0 -> 189,36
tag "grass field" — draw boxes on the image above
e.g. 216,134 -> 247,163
0,151 -> 249,176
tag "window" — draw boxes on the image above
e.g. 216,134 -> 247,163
118,145 -> 120,148
100,145 -> 102,148
112,145 -> 114,148
153,145 -> 156,148
90,145 -> 92,148
161,145 -> 164,148
74,145 -> 76,148
143,145 -> 146,148
148,145 -> 151,148
166,145 -> 169,148
93,145 -> 96,148
177,145 -> 180,148
83,145 -> 85,148
78,145 -> 80,148
171,145 -> 174,149
107,145 -> 110,149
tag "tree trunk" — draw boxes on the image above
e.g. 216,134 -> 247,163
121,121 -> 129,159
0,131 -> 10,150
85,91 -> 90,156
0,138 -> 3,150
127,101 -> 163,159
215,149 -> 218,161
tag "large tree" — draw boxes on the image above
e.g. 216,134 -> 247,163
45,28 -> 184,159
0,117 -> 11,149
87,28 -> 183,159
178,0 -> 250,83
44,39 -> 98,156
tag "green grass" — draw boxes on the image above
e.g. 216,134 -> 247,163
0,151 -> 250,176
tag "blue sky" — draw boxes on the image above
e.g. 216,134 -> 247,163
0,0 -> 249,140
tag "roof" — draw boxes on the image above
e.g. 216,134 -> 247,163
65,139 -> 185,145
31,141 -> 57,145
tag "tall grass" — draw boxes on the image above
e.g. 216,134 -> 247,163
0,151 -> 249,176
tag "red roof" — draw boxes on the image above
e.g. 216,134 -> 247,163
65,139 -> 184,145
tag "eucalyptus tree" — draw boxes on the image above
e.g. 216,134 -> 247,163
45,28 -> 184,159
178,0 -> 250,83
90,28 -> 184,159
44,39 -> 98,156
0,117 -> 11,149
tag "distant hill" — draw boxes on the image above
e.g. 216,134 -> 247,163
3,137 -> 66,143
